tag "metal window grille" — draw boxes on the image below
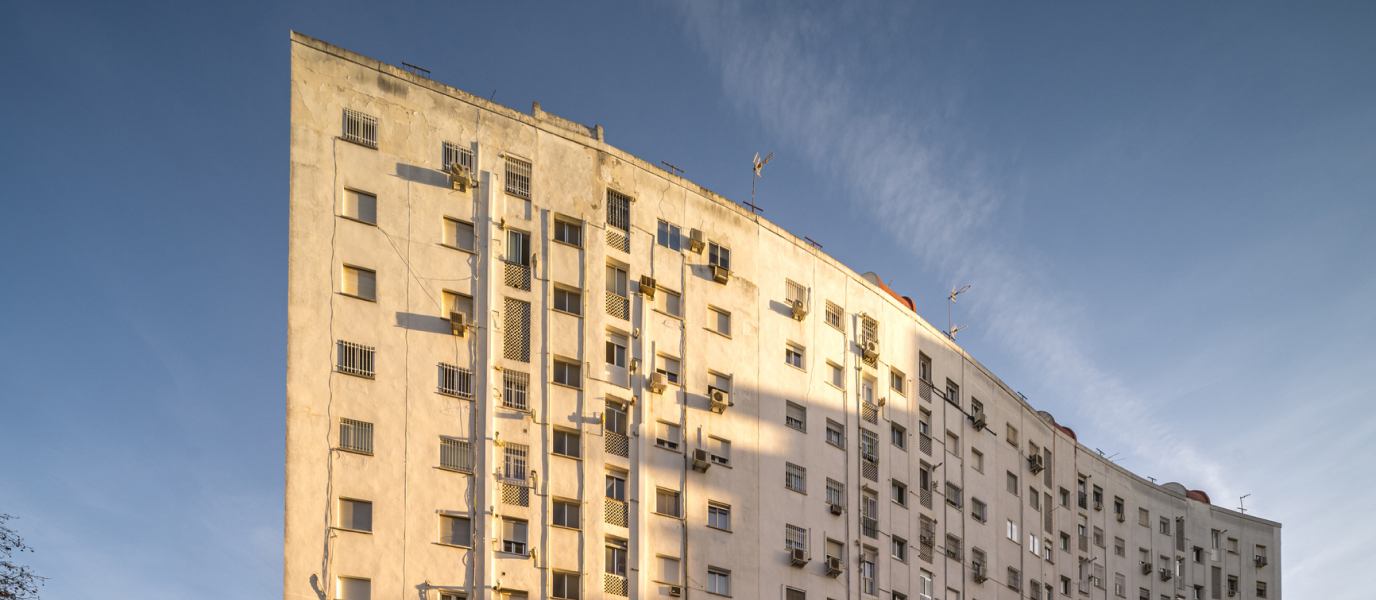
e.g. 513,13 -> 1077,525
504,444 -> 529,480
785,463 -> 806,492
502,483 -> 530,507
443,142 -> 474,172
785,280 -> 806,304
604,497 -> 628,527
825,301 -> 843,329
919,431 -> 933,455
919,379 -> 933,402
860,429 -> 879,481
1008,568 -> 1022,592
339,418 -> 373,454
503,370 -> 530,411
604,573 -> 627,597
826,479 -> 845,507
862,401 -> 878,424
337,340 -> 375,378
861,492 -> 878,538
861,316 -> 879,366
441,438 -> 473,472
606,190 -> 630,231
946,534 -> 962,560
438,363 -> 474,398
605,431 -> 629,457
503,298 -> 531,362
919,516 -> 936,563
946,483 -> 963,508
342,109 -> 377,148
1044,449 -> 1053,487
605,290 -> 629,320
504,260 -> 531,291
504,156 -> 531,199
786,524 -> 807,551
1045,493 -> 1054,533
973,499 -> 987,522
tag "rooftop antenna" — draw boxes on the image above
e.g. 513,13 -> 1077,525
1237,494 -> 1250,514
946,285 -> 970,339
748,152 -> 774,214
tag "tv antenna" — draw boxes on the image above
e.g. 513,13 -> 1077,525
1237,494 -> 1250,514
946,285 -> 970,340
750,152 -> 774,212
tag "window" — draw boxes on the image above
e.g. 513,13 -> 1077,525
1029,534 -> 1041,555
1059,487 -> 1070,507
708,436 -> 730,465
1007,520 -> 1019,541
784,279 -> 806,305
708,242 -> 731,270
339,417 -> 373,454
504,155 -> 531,199
827,538 -> 845,561
440,437 -> 473,472
1139,508 -> 1150,527
656,421 -> 680,451
1060,532 -> 1070,551
605,333 -> 627,369
786,589 -> 806,600
606,263 -> 628,297
786,524 -> 807,551
1093,485 -> 1104,506
1115,537 -> 1125,556
1008,567 -> 1022,593
553,499 -> 579,529
892,480 -> 908,506
825,301 -> 843,330
1256,582 -> 1267,598
919,570 -> 934,600
826,478 -> 845,507
656,488 -> 681,517
1192,546 -> 1203,563
946,431 -> 960,456
1114,496 -> 1125,517
918,354 -> 932,382
342,189 -> 377,224
501,518 -> 528,554
785,463 -> 806,493
342,265 -> 376,301
785,402 -> 807,431
554,219 -> 582,247
708,502 -> 731,530
946,533 -> 963,560
604,402 -> 628,436
828,362 -> 845,388
826,419 -> 845,447
891,423 -> 906,449
945,380 -> 960,406
444,291 -> 475,323
893,535 -> 908,561
553,359 -> 582,388
657,556 -> 681,585
1094,527 -> 1104,547
890,369 -> 905,395
439,591 -> 464,600
1226,576 -> 1238,597
503,370 -> 530,411
707,568 -> 730,596
439,514 -> 471,547
443,140 -> 474,173
860,550 -> 877,595
656,355 -> 681,385
443,217 -> 475,251
785,344 -> 805,369
553,287 -> 581,315
945,482 -> 963,508
657,220 -> 682,251
972,498 -> 987,522
1227,538 -> 1238,554
709,306 -> 731,336
506,230 -> 532,267
552,429 -> 580,458
1007,471 -> 1019,494
342,108 -> 377,147
656,288 -> 682,317
893,593 -> 905,600
338,498 -> 372,532
1160,517 -> 1170,535
1115,573 -> 1126,598
552,572 -> 580,600
605,538 -> 628,576
972,448 -> 984,472
1006,424 -> 1019,446
503,444 -> 529,481
337,577 -> 371,600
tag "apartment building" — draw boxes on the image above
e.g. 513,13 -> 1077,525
285,32 -> 1280,600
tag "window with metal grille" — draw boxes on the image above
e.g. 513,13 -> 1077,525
860,428 -> 879,461
504,155 -> 531,199
443,142 -> 474,173
553,429 -> 580,458
825,301 -> 843,330
502,370 -> 530,411
785,280 -> 806,304
504,444 -> 529,481
946,482 -> 963,508
553,359 -> 582,388
655,488 -> 681,517
501,518 -> 528,554
785,401 -> 806,431
342,189 -> 377,224
342,109 -> 377,148
786,524 -> 807,551
439,514 -> 471,547
1008,567 -> 1022,592
972,498 -> 987,522
337,497 -> 372,532
606,190 -> 630,231
341,265 -> 376,301
946,534 -> 962,560
785,463 -> 806,493
440,438 -> 473,472
503,298 -> 531,362
438,363 -> 474,398
339,418 -> 373,454
861,315 -> 879,345
861,491 -> 878,538
826,478 -> 844,507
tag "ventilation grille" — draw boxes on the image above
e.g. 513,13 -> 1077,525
604,573 -> 628,597
501,482 -> 530,507
919,432 -> 933,456
606,229 -> 629,253
503,298 -> 531,362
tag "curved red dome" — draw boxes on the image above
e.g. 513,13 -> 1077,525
1186,490 -> 1211,504
1057,425 -> 1077,441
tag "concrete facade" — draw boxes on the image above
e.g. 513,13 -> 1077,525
286,32 -> 1280,600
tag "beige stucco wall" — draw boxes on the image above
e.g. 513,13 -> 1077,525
286,32 -> 1279,600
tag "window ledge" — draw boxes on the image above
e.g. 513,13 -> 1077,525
337,214 -> 378,227
435,466 -> 473,474
551,452 -> 582,461
551,308 -> 583,318
552,239 -> 583,250
706,525 -> 732,533
652,309 -> 684,321
552,382 -> 583,391
705,327 -> 732,339
440,243 -> 477,254
336,447 -> 373,456
331,526 -> 372,534
337,292 -> 377,303
434,542 -> 472,550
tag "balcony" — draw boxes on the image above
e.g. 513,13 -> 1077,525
504,260 -> 531,291
606,291 -> 629,320
605,431 -> 629,458
604,497 -> 628,527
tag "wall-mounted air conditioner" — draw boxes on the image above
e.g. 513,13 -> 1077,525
829,503 -> 844,515
862,340 -> 880,362
668,586 -> 682,597
711,264 -> 730,284
709,386 -> 731,414
825,556 -> 843,577
791,299 -> 808,321
790,547 -> 809,567
692,448 -> 712,472
1028,453 -> 1045,474
688,229 -> 705,253
449,311 -> 467,336
448,163 -> 477,191
970,410 -> 988,431
639,276 -> 656,298
648,372 -> 667,394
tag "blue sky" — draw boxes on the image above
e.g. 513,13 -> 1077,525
1,1 -> 1373,598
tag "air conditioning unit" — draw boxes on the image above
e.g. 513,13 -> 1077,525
691,448 -> 712,472
449,311 -> 467,336
1116,512 -> 1125,523
862,339 -> 880,362
1254,555 -> 1267,567
648,372 -> 668,394
1159,568 -> 1173,581
972,561 -> 987,583
639,275 -> 657,298
711,264 -> 730,284
709,386 -> 731,414
791,298 -> 808,321
688,229 -> 705,253
829,503 -> 844,515
970,410 -> 988,431
668,586 -> 682,597
1141,562 -> 1152,575
1226,592 -> 1235,598
1094,500 -> 1103,511
790,547 -> 809,567
1028,453 -> 1045,474
448,163 -> 477,191
825,556 -> 843,577
920,533 -> 934,545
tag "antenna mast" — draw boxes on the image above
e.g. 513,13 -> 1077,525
751,152 -> 774,212
947,285 -> 970,339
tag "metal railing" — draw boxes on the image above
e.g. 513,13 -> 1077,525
606,228 -> 629,253
603,573 -> 628,597
861,517 -> 878,538
919,432 -> 933,455
342,109 -> 377,148
921,486 -> 933,509
605,291 -> 629,320
604,498 -> 628,527
605,431 -> 629,457
337,340 -> 375,378
438,363 -> 473,398
861,402 -> 878,424
504,260 -> 531,291
861,458 -> 878,482
442,142 -> 474,172
501,480 -> 531,507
